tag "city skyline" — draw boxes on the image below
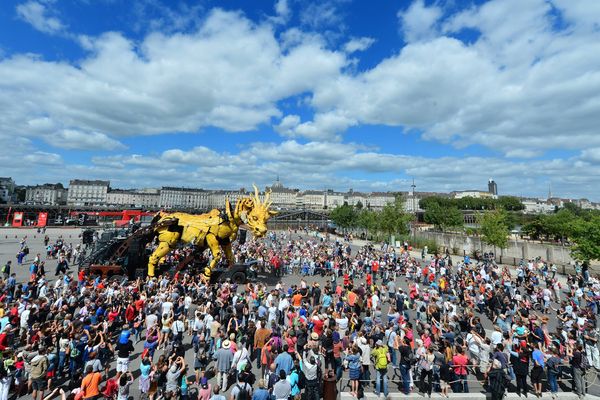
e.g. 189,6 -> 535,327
1,1 -> 600,200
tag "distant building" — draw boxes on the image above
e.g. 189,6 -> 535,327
522,198 -> 555,214
0,177 -> 15,203
265,178 -> 299,209
159,187 -> 209,209
25,184 -> 67,205
67,179 -> 110,206
325,189 -> 345,209
365,192 -> 396,209
451,190 -> 495,199
488,179 -> 498,196
106,188 -> 160,208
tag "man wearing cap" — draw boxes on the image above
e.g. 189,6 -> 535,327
214,340 -> 234,391
371,339 -> 390,398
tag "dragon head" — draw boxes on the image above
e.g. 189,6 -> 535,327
237,185 -> 277,238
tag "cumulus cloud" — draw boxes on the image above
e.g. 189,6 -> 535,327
293,0 -> 600,157
343,37 -> 375,53
46,130 -> 127,151
83,140 -> 600,199
0,9 -> 346,143
398,0 -> 442,42
16,1 -> 65,35
271,0 -> 291,24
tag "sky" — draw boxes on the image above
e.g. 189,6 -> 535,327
1,0 -> 600,200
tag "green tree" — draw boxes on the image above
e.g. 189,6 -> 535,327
357,209 -> 377,238
522,216 -> 547,240
329,204 -> 357,230
377,196 -> 411,239
545,209 -> 575,241
354,200 -> 363,210
498,196 -> 525,211
424,203 -> 464,231
570,215 -> 600,262
479,209 -> 509,251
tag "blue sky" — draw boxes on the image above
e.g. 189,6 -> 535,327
1,0 -> 600,200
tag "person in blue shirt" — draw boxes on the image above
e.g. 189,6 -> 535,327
321,292 -> 332,308
288,360 -> 301,398
274,345 -> 294,375
252,379 -> 270,400
531,344 -> 545,397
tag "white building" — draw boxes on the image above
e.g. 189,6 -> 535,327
324,190 -> 345,209
106,189 -> 160,208
522,199 -> 555,214
366,192 -> 396,209
25,184 -> 67,205
265,179 -> 299,209
344,190 -> 368,208
159,187 -> 210,209
451,190 -> 496,199
299,190 -> 326,210
67,180 -> 109,206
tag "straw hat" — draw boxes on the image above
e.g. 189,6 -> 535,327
222,340 -> 231,349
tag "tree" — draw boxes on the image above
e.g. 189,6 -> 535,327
377,196 -> 411,239
329,204 -> 357,230
424,203 -> 464,231
522,216 -> 547,240
357,209 -> 377,237
545,209 -> 575,242
479,209 -> 509,251
570,215 -> 600,262
498,196 -> 525,211
355,200 -> 363,210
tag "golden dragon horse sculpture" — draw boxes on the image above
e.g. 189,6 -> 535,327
147,185 -> 277,280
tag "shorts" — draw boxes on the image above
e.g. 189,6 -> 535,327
531,366 -> 543,383
441,381 -> 450,390
31,378 -> 46,391
116,357 -> 130,373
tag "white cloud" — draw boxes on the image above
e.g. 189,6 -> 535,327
290,0 -> 600,156
272,0 -> 291,24
82,140 -> 600,200
46,130 -> 127,151
16,1 -> 65,35
343,37 -> 375,53
0,9 -> 345,147
398,0 -> 442,43
23,151 -> 63,165
299,0 -> 347,30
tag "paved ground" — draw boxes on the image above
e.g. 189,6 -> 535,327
1,227 -> 599,399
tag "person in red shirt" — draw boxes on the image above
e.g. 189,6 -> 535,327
125,304 -> 135,324
452,346 -> 469,393
312,315 -> 324,336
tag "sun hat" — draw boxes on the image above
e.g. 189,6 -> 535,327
311,332 -> 319,340
222,340 -> 231,349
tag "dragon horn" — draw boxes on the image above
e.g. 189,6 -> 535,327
252,184 -> 260,205
265,189 -> 271,205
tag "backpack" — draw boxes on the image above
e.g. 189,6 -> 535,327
489,370 -> 508,393
236,383 -> 250,400
296,369 -> 306,389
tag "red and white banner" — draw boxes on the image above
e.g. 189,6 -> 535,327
37,212 -> 48,227
12,212 -> 23,227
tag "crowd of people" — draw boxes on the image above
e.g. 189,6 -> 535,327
0,227 -> 598,400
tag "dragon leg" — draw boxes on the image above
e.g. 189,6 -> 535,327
203,234 -> 222,282
148,230 -> 181,277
